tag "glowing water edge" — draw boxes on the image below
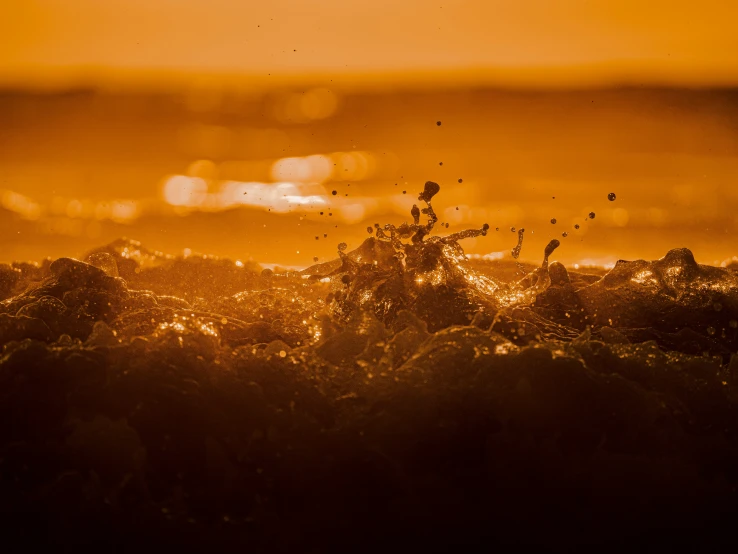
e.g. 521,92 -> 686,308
1,182 -> 738,551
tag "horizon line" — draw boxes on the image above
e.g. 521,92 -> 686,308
2,61 -> 738,93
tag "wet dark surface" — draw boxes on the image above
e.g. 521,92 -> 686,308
2,191 -> 738,550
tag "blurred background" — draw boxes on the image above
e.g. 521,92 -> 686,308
2,0 -> 738,267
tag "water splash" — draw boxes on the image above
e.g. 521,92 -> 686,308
299,182 -> 559,329
511,228 -> 525,259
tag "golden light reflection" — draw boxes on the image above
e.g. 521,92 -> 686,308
272,89 -> 339,123
270,155 -> 333,183
110,201 -> 140,223
159,151 -> 380,218
163,175 -> 209,207
157,315 -> 219,338
2,188 -> 142,228
632,270 -> 658,286
1,190 -> 41,220
612,208 -> 630,227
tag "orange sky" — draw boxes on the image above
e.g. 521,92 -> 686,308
2,0 -> 738,87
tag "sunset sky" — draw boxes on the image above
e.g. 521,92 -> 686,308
3,0 -> 738,87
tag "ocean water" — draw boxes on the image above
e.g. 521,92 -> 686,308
1,183 -> 737,550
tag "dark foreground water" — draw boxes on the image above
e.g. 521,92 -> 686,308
2,191 -> 738,551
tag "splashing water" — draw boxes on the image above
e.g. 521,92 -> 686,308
511,228 -> 525,259
3,181 -> 738,550
298,182 -> 561,330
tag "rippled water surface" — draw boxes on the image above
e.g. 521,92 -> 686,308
2,183 -> 738,550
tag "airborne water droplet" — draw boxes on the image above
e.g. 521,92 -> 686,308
411,204 -> 421,225
543,239 -> 560,267
511,228 -> 525,259
419,181 -> 441,203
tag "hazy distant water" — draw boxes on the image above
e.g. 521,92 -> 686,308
1,86 -> 737,266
